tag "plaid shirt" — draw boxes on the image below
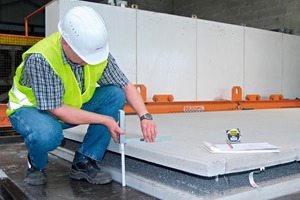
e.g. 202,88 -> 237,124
20,51 -> 128,110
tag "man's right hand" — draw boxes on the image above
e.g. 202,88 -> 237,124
103,116 -> 125,143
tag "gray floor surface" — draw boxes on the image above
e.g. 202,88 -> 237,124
0,142 -> 157,200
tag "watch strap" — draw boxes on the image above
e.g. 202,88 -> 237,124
140,113 -> 153,121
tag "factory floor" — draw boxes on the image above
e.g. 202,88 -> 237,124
0,119 -> 300,200
0,140 -> 156,200
0,140 -> 300,200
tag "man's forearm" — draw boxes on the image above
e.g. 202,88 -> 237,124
123,82 -> 149,117
47,104 -> 109,125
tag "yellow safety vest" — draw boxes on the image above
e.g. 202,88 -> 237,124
7,32 -> 107,116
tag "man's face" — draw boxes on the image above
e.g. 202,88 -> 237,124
67,48 -> 87,65
62,39 -> 87,66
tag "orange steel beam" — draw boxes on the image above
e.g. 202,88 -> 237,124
124,85 -> 300,114
238,100 -> 300,110
124,100 -> 240,114
124,99 -> 300,114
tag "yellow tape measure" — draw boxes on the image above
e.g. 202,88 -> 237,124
226,128 -> 241,143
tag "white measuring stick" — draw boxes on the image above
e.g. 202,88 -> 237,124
120,143 -> 125,186
118,110 -> 171,187
118,110 -> 126,187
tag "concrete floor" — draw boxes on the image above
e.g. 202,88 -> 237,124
0,142 -> 156,200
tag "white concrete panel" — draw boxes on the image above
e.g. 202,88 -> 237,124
46,0 -> 137,82
282,34 -> 300,99
45,0 -> 300,100
244,28 -> 283,99
63,108 -> 300,177
45,1 -> 59,37
87,5 -> 137,83
197,20 -> 244,101
136,10 -> 197,101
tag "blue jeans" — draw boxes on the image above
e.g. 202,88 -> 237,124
9,86 -> 126,170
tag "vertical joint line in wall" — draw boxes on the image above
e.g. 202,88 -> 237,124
195,18 -> 198,99
243,25 -> 246,91
281,33 -> 283,94
135,9 -> 138,83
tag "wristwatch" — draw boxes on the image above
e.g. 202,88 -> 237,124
140,113 -> 153,121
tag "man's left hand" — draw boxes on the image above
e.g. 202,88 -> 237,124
140,120 -> 157,142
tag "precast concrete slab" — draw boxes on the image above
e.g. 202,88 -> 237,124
63,108 -> 300,177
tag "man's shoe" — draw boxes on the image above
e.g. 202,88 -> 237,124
25,155 -> 46,186
70,151 -> 112,185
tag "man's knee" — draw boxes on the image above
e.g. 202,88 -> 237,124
30,125 -> 63,151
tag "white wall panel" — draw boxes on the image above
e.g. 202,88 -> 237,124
197,20 -> 244,100
282,34 -> 300,99
45,1 -> 59,36
88,5 -> 137,82
46,0 -> 137,82
136,11 -> 197,101
45,0 -> 300,101
244,28 -> 283,99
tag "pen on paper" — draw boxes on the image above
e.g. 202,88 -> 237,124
228,143 -> 233,149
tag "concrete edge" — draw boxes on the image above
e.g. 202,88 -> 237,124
218,177 -> 300,200
0,168 -> 8,178
101,166 -> 202,200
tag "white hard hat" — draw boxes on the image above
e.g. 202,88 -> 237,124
58,6 -> 109,65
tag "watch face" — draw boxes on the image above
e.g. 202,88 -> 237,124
145,113 -> 153,120
141,113 -> 153,120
